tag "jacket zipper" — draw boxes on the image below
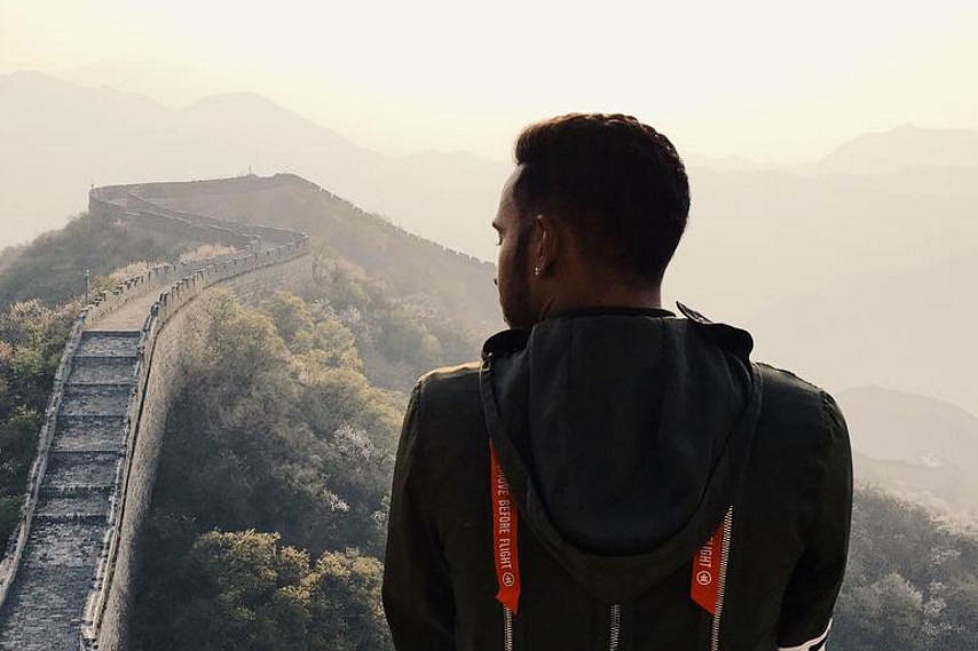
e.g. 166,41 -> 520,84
499,510 -> 732,651
503,601 -> 620,649
503,606 -> 514,651
710,506 -> 735,651
609,603 -> 621,651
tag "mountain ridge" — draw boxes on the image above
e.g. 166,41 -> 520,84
3,70 -> 977,418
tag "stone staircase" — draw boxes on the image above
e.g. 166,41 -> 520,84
0,332 -> 137,651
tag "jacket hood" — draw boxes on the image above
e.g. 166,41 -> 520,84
479,302 -> 763,603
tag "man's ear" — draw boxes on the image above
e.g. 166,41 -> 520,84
533,213 -> 559,276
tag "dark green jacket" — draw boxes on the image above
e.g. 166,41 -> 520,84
383,304 -> 852,651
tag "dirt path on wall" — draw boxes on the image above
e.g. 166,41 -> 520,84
85,290 -> 162,331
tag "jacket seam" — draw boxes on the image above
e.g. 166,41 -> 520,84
408,375 -> 444,548
810,390 -> 840,542
790,389 -> 846,596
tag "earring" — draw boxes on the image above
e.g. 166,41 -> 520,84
534,265 -> 541,276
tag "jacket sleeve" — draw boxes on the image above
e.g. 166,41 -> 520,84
382,379 -> 456,650
776,390 -> 853,651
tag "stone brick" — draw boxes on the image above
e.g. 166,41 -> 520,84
68,358 -> 138,385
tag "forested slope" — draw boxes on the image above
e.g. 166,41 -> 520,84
0,210 -> 219,310
835,489 -> 978,650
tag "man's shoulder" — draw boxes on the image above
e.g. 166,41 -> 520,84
414,360 -> 483,416
756,361 -> 827,401
418,360 -> 482,390
753,361 -> 849,451
404,362 -> 485,457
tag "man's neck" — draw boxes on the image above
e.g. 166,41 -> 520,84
549,304 -> 676,319
538,283 -> 664,322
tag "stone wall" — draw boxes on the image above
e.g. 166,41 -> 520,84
92,184 -> 301,248
89,190 -> 259,251
89,253 -> 312,651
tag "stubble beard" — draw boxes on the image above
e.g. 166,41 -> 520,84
503,226 -> 537,330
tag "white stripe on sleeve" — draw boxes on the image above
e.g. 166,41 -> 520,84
777,618 -> 832,651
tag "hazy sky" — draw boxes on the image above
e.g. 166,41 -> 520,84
3,0 -> 977,162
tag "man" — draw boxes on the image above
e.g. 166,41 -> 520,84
383,113 -> 852,651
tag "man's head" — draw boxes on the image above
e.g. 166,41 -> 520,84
492,113 -> 690,329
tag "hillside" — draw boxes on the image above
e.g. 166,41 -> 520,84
0,246 -> 25,277
840,386 -> 978,521
0,209 -> 226,309
118,174 -> 504,338
833,488 -> 978,651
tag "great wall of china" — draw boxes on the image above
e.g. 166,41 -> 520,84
0,180 -> 315,651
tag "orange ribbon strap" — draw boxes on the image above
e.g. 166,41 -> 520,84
690,519 -> 725,615
489,439 -> 521,614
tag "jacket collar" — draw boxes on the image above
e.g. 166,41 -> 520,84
548,305 -> 677,319
481,305 -> 677,362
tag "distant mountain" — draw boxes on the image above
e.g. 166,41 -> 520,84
840,386 -> 978,520
682,125 -> 978,176
0,71 -> 509,257
800,124 -> 978,175
839,386 -> 978,464
59,55 -> 232,108
684,153 -> 774,173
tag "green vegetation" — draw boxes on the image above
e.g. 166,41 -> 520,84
307,240 -> 481,392
0,244 -> 26,277
0,211 -> 208,309
0,299 -> 78,548
130,236 -> 487,649
148,530 -> 387,651
834,488 -> 978,650
131,289 -> 406,650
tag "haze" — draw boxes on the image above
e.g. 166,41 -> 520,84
4,0 -> 978,162
2,1 -> 977,423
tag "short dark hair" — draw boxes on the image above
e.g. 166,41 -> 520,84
513,113 -> 690,285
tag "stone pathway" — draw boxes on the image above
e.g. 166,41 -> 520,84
86,291 -> 161,332
0,331 -> 138,650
